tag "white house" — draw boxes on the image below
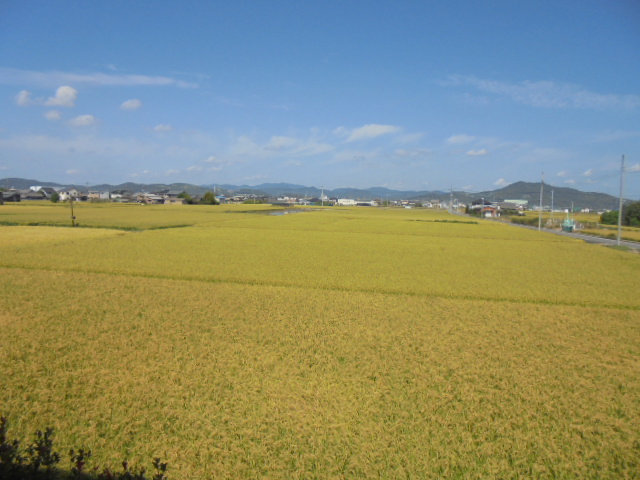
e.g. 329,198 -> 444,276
58,188 -> 80,201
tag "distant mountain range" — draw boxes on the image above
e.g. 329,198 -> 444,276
0,177 -> 623,210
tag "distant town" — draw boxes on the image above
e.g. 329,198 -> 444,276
0,182 -> 611,216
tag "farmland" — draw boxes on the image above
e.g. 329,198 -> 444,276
1,203 -> 639,478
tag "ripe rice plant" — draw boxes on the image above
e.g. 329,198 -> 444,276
1,205 -> 639,478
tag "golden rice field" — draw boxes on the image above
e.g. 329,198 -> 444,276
580,227 -> 640,243
1,203 -> 639,478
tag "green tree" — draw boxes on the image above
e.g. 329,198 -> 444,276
178,191 -> 194,204
201,191 -> 219,205
623,201 -> 640,227
600,210 -> 618,225
50,192 -> 60,203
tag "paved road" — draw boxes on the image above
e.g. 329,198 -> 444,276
449,209 -> 640,250
509,221 -> 640,250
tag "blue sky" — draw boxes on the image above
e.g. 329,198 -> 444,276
1,0 -> 639,196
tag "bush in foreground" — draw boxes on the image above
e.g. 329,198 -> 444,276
0,417 -> 168,480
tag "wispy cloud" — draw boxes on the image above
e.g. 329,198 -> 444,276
186,155 -> 230,172
466,149 -> 488,156
336,124 -> 401,142
493,178 -> 509,187
243,174 -> 268,181
69,114 -> 97,127
120,99 -> 142,110
16,90 -> 32,106
263,135 -> 333,156
130,170 -> 152,178
447,75 -> 640,109
446,134 -> 475,145
0,67 -> 198,89
583,169 -> 594,177
394,148 -> 431,158
44,110 -> 61,121
153,124 -> 173,132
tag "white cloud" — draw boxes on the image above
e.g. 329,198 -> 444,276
556,170 -> 568,177
264,135 -> 333,156
44,110 -> 61,121
120,99 -> 142,110
493,178 -> 509,187
283,160 -> 303,167
466,149 -> 488,156
186,165 -> 203,172
333,126 -> 349,137
264,136 -> 298,151
564,179 -> 576,185
583,169 -> 594,177
394,148 -> 431,158
45,86 -> 78,107
195,155 -> 234,172
447,75 -> 640,110
446,134 -> 475,144
69,114 -> 97,127
165,169 -> 180,175
153,124 -> 173,132
227,132 -> 333,159
394,132 -> 426,144
340,124 -> 401,142
16,90 -> 32,106
66,169 -> 80,174
0,67 -> 198,89
243,174 -> 268,181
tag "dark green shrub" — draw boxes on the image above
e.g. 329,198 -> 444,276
0,417 -> 168,480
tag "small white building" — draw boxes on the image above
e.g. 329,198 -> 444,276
336,198 -> 357,206
88,190 -> 110,201
58,188 -> 80,201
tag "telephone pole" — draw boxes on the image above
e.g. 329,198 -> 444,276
617,155 -> 625,246
538,172 -> 544,231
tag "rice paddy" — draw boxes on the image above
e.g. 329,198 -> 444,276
1,203 -> 639,478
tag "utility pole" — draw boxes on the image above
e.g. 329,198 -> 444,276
69,195 -> 76,227
550,190 -> 554,226
449,188 -> 453,214
538,172 -> 544,231
320,186 -> 324,207
617,155 -> 625,246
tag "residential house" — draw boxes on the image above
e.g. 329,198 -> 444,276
164,197 -> 186,205
88,190 -> 110,202
58,188 -> 80,201
0,190 -> 21,203
22,189 -> 47,201
135,193 -> 164,204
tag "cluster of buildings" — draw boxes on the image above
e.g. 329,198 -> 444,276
0,186 -> 209,205
468,199 -> 529,217
1,185 -> 540,215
